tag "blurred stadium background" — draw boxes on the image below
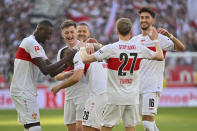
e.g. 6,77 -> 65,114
0,0 -> 197,131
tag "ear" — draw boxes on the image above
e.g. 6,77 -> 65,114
130,30 -> 133,38
116,29 -> 119,35
152,18 -> 156,24
61,31 -> 64,38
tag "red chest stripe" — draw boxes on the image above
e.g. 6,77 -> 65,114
107,58 -> 142,71
84,64 -> 90,75
64,64 -> 90,76
148,47 -> 166,57
15,47 -> 35,64
64,67 -> 74,72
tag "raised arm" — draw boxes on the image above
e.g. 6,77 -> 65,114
80,47 -> 97,64
157,27 -> 185,51
146,27 -> 164,61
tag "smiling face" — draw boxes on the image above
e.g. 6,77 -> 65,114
139,12 -> 154,31
77,25 -> 90,41
61,26 -> 77,47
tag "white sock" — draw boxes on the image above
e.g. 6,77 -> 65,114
143,121 -> 154,131
29,126 -> 41,131
24,129 -> 29,131
153,121 -> 159,131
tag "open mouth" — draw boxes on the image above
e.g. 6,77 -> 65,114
141,22 -> 148,27
67,37 -> 74,42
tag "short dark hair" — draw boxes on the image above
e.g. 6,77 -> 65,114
37,20 -> 54,28
116,18 -> 132,36
139,7 -> 155,18
78,22 -> 89,27
61,19 -> 77,30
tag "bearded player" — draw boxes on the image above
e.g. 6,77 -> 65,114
130,7 -> 185,131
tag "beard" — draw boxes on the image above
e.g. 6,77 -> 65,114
140,23 -> 151,31
141,26 -> 149,30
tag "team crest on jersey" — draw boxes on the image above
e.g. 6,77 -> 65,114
32,113 -> 37,120
34,46 -> 40,51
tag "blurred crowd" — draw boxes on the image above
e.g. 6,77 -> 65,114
0,0 -> 197,87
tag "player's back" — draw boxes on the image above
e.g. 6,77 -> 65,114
10,35 -> 48,96
96,40 -> 154,105
130,34 -> 174,93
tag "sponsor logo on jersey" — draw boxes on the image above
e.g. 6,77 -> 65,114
34,46 -> 40,51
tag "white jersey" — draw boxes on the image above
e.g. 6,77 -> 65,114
10,35 -> 48,96
130,34 -> 174,94
94,40 -> 155,105
85,62 -> 108,96
57,47 -> 89,100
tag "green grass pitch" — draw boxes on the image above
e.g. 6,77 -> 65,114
0,107 -> 197,131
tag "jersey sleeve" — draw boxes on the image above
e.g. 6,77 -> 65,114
94,44 -> 113,61
25,39 -> 46,59
138,45 -> 155,59
73,51 -> 84,71
159,34 -> 174,51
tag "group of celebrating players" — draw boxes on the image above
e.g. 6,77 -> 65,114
10,7 -> 185,131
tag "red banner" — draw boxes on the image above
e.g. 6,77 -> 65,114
165,65 -> 194,87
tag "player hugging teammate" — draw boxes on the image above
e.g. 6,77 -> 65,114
11,7 -> 185,131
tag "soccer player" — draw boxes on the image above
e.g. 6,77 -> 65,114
51,20 -> 89,131
81,42 -> 107,131
55,22 -> 92,81
130,7 -> 185,131
10,20 -> 76,131
80,18 -> 164,131
55,22 -> 106,131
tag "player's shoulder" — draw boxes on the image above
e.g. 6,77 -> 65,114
158,33 -> 173,44
20,35 -> 39,48
130,34 -> 143,41
58,46 -> 68,54
158,33 -> 170,40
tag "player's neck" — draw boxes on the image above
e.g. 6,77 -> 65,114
119,34 -> 130,41
34,33 -> 43,45
67,40 -> 77,48
141,27 -> 152,36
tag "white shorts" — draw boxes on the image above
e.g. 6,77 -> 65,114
101,104 -> 140,127
11,94 -> 40,125
82,94 -> 107,129
64,96 -> 88,125
139,92 -> 160,116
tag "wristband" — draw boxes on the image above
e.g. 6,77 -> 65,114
169,34 -> 174,39
152,39 -> 159,43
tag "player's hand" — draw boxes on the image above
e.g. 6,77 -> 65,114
51,86 -> 60,96
157,27 -> 171,38
146,27 -> 158,40
62,48 -> 77,65
85,38 -> 98,43
77,41 -> 86,49
86,43 -> 94,55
